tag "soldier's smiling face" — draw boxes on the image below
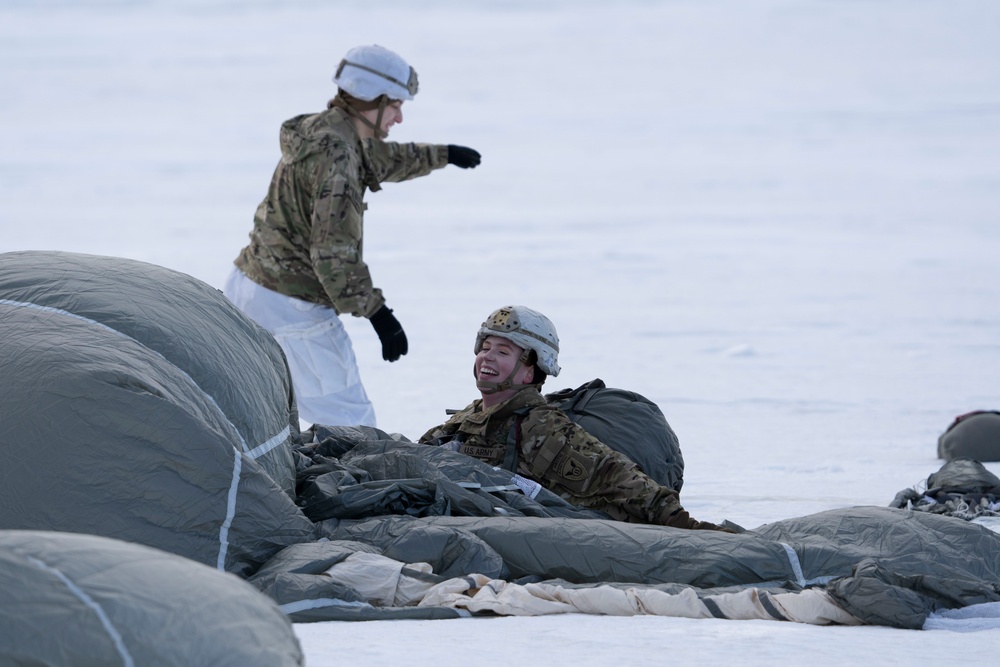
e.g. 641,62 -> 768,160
476,336 -> 535,395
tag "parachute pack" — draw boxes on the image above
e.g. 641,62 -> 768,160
937,410 -> 1000,462
541,378 -> 685,492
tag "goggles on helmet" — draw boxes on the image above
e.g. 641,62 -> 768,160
335,58 -> 419,99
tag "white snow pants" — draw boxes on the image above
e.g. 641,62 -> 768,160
223,267 -> 377,428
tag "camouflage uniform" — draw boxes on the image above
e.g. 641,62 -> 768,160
235,106 -> 448,317
420,387 -> 722,530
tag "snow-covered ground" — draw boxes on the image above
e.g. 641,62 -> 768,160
3,0 -> 999,663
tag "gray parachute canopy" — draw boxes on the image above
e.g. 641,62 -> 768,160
0,251 -> 316,575
3,250 -> 998,633
0,530 -> 303,666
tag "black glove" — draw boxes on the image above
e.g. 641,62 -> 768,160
369,305 -> 408,362
447,145 -> 481,169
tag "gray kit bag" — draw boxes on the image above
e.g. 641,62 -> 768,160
544,379 -> 685,491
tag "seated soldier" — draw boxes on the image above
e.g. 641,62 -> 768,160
419,305 -> 732,531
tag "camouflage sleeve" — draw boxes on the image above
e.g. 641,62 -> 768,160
519,408 -> 699,527
304,142 -> 445,317
308,149 -> 384,318
363,140 -> 448,183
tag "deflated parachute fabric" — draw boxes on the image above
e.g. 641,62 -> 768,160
0,250 -> 299,493
0,530 -> 303,667
273,430 -> 1000,628
296,427 -> 611,523
755,507 -> 1000,627
0,251 -> 316,575
306,505 -> 1000,628
889,458 -> 1000,522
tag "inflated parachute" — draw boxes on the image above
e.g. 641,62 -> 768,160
0,251 -> 316,575
0,530 -> 303,666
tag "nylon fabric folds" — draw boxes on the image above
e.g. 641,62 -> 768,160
0,251 -> 316,575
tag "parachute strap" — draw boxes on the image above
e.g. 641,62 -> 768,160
506,405 -> 567,480
336,58 -> 418,97
526,408 -> 568,479
502,412 -> 526,473
560,378 -> 606,413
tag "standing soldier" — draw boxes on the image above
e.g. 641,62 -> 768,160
225,44 -> 481,428
420,305 -> 734,531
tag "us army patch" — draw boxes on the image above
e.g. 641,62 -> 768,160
461,445 -> 499,460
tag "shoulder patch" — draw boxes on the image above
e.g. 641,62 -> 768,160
559,454 -> 588,482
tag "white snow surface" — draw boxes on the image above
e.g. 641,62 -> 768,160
3,0 -> 999,663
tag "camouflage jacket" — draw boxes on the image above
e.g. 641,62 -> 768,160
419,387 -> 708,528
235,106 -> 448,318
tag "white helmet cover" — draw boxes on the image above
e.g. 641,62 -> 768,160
475,305 -> 561,376
333,44 -> 418,102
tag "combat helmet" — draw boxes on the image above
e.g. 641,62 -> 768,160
333,44 -> 419,102
474,306 -> 561,394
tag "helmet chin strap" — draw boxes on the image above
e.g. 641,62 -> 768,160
476,350 -> 537,394
371,97 -> 388,139
332,94 -> 389,139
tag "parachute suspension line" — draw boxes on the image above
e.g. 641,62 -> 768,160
27,556 -> 135,667
779,543 -> 806,587
217,449 -> 242,571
